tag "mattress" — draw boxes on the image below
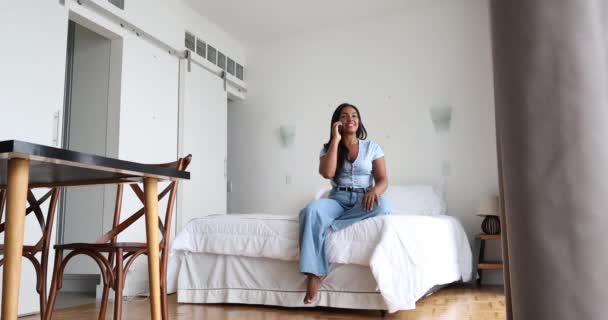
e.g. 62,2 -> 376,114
168,213 -> 473,312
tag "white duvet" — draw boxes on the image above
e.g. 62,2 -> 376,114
167,213 -> 472,313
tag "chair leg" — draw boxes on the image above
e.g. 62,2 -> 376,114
24,254 -> 45,320
113,249 -> 124,320
160,253 -> 169,320
100,249 -> 117,320
39,268 -> 47,320
39,250 -> 50,320
98,283 -> 111,320
161,277 -> 168,320
44,249 -> 64,320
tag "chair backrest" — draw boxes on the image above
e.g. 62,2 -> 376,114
0,187 -> 61,251
95,155 -> 192,246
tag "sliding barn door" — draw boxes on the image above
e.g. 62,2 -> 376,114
179,63 -> 228,231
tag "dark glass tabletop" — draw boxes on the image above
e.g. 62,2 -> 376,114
0,140 -> 190,188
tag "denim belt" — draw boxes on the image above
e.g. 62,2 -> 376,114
334,186 -> 369,193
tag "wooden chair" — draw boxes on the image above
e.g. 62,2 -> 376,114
45,155 -> 191,320
0,187 -> 61,320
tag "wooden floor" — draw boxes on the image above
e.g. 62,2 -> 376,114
23,287 -> 505,320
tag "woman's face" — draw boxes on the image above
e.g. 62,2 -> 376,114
339,106 -> 359,134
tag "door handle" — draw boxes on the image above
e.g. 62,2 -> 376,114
52,110 -> 61,147
224,158 -> 227,178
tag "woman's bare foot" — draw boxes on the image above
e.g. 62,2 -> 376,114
303,274 -> 322,304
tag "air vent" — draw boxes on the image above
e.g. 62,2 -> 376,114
227,58 -> 235,75
236,64 -> 244,80
108,0 -> 124,9
183,31 -> 245,80
207,45 -> 217,64
196,39 -> 206,58
217,51 -> 226,70
185,32 -> 195,51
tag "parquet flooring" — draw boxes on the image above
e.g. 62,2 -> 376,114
22,286 -> 505,319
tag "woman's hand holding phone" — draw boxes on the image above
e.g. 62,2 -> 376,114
332,121 -> 342,141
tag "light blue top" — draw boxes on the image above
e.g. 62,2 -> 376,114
319,139 -> 384,188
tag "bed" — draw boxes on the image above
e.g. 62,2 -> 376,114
167,186 -> 473,313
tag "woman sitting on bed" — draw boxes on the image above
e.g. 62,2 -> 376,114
299,102 -> 391,304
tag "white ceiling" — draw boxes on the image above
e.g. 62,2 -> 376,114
183,0 -> 415,45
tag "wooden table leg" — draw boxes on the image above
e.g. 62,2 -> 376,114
144,177 -> 161,320
2,159 -> 30,319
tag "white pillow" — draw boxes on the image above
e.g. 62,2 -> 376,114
384,185 -> 446,216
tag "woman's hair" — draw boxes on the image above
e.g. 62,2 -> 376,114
323,103 -> 368,177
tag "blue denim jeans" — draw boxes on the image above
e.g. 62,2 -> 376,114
298,190 -> 391,276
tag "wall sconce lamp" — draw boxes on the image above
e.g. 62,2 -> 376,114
429,105 -> 453,133
279,125 -> 296,148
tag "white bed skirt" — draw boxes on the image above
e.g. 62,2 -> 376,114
176,252 -> 391,310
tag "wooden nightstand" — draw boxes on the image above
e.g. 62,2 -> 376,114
473,233 -> 503,286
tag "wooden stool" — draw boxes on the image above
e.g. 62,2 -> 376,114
473,233 -> 503,286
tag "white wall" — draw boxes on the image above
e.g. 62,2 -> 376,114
228,0 -> 501,282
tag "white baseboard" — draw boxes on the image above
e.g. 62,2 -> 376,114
62,274 -> 99,293
124,279 -> 150,297
96,279 -> 149,300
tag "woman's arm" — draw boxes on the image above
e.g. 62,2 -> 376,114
362,157 -> 388,210
319,122 -> 343,179
371,157 -> 388,194
319,139 -> 340,178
